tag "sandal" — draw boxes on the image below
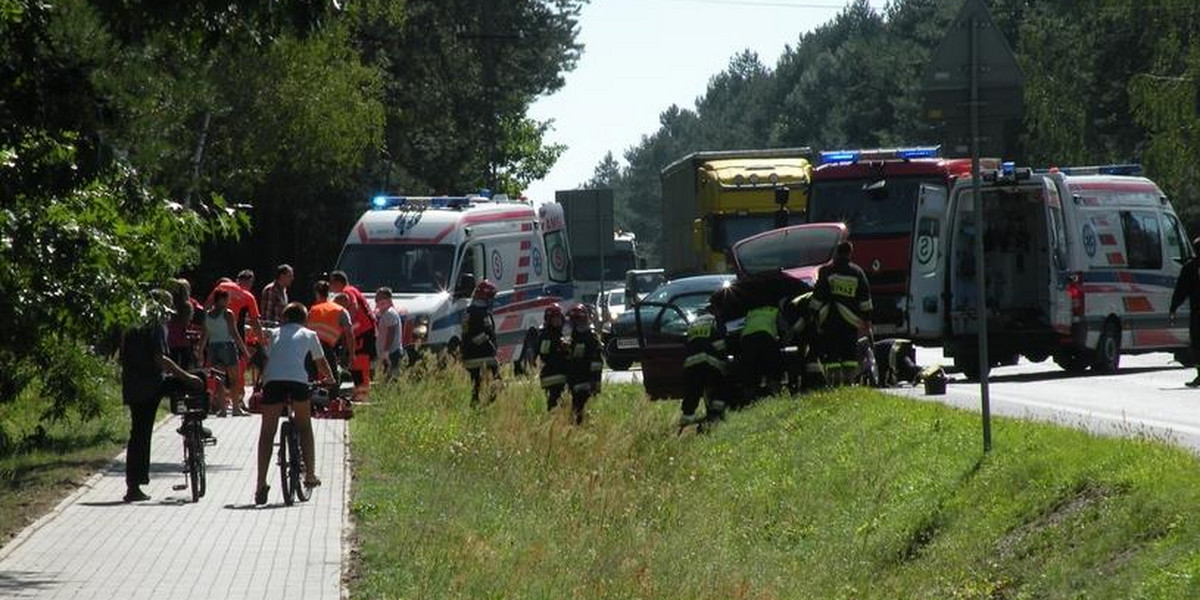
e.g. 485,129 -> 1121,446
255,485 -> 270,505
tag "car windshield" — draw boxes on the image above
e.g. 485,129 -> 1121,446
735,226 -> 842,274
711,213 -> 806,251
630,273 -> 665,295
808,177 -> 940,236
335,244 -> 456,293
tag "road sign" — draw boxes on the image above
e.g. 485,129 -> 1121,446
922,0 -> 1024,159
920,0 -> 1025,453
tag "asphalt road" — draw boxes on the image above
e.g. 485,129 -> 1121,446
604,348 -> 1200,451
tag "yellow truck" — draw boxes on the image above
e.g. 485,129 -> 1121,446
659,148 -> 813,276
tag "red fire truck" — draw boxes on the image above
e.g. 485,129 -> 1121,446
806,147 -> 999,342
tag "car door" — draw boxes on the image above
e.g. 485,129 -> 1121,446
907,183 -> 947,341
633,301 -> 691,399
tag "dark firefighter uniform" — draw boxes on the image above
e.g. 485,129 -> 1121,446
680,310 -> 729,426
461,303 -> 499,406
811,259 -> 873,385
875,338 -> 919,387
783,291 -> 822,392
738,301 -> 789,399
566,311 -> 603,425
1171,253 -> 1200,386
537,323 -> 569,411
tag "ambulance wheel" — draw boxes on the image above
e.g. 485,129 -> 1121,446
955,354 -> 982,381
1092,320 -> 1121,373
1054,352 -> 1089,374
1024,351 -> 1049,364
514,329 -> 538,376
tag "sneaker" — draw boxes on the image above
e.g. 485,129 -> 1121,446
255,485 -> 270,505
123,487 -> 150,503
1187,377 -> 1200,388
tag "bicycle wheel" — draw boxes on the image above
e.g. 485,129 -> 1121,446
279,422 -> 294,506
187,428 -> 203,502
193,427 -> 207,499
288,427 -> 310,502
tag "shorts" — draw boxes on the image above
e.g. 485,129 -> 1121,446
262,381 -> 311,405
208,341 -> 239,368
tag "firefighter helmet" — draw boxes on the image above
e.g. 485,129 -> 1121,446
544,303 -> 565,324
473,279 -> 497,302
567,304 -> 590,328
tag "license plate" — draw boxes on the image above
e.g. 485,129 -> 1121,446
616,338 -> 640,350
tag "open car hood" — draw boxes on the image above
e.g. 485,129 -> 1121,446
731,222 -> 848,281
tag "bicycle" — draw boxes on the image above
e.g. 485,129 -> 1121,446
277,384 -> 325,506
168,370 -> 220,502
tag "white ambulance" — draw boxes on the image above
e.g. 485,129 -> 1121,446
334,194 -> 577,367
918,164 -> 1193,377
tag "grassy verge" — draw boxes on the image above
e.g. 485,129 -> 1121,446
0,377 -> 130,546
351,365 -> 1200,599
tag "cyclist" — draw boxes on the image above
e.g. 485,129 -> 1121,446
200,289 -> 251,416
307,281 -> 356,383
255,302 -> 333,505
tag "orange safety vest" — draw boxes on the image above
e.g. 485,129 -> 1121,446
308,302 -> 346,347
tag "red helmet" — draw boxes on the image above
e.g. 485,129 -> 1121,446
544,303 -> 564,324
567,304 -> 590,327
473,279 -> 497,302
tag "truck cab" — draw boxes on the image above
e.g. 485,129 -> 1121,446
660,149 -> 813,276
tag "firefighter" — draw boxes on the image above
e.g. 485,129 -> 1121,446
738,294 -> 789,400
461,280 -> 499,406
875,338 -> 920,387
565,305 -> 602,425
1170,237 -> 1200,387
679,299 -> 729,429
782,290 -> 820,393
537,304 -> 569,411
811,241 -> 873,386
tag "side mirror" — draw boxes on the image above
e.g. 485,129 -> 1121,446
453,273 -> 476,299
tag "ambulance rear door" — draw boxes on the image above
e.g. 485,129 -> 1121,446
1044,177 -> 1073,335
907,183 -> 947,341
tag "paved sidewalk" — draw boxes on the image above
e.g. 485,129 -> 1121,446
0,411 -> 350,600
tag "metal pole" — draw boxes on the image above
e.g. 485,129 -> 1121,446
970,16 -> 993,453
598,191 -> 606,310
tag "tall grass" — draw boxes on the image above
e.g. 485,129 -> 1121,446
351,362 -> 1200,599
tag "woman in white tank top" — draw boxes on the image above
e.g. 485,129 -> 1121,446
200,289 -> 250,415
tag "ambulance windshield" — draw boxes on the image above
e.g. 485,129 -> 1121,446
335,244 -> 455,293
808,178 -> 939,236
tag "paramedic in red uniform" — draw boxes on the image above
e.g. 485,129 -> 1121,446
1170,236 -> 1200,387
330,270 -> 376,399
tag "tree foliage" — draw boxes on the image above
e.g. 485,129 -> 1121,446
597,0 -> 1200,264
0,0 -> 584,415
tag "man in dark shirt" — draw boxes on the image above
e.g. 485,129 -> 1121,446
1170,237 -> 1200,387
121,289 -> 202,502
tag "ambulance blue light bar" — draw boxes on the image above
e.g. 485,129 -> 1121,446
819,146 -> 941,164
370,195 -> 473,210
1036,164 -> 1143,176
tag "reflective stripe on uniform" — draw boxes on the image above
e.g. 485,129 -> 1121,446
540,340 -> 551,354
805,361 -> 824,374
684,352 -> 708,368
859,300 -> 874,312
712,339 -> 727,351
540,374 -> 567,388
590,361 -> 603,372
572,383 -> 594,393
836,303 -> 863,328
744,306 -> 780,339
472,333 -> 489,345
707,355 -> 729,373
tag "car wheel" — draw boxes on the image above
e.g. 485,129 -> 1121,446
1054,352 -> 1089,374
1092,319 -> 1121,373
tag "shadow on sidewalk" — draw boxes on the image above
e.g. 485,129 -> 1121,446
223,502 -> 293,511
0,569 -> 59,593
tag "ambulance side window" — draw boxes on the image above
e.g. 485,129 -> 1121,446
1120,211 -> 1162,270
1049,206 -> 1068,269
1164,213 -> 1193,260
461,245 -> 486,282
544,230 -> 572,283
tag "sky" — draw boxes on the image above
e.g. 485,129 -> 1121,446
524,0 -> 886,201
